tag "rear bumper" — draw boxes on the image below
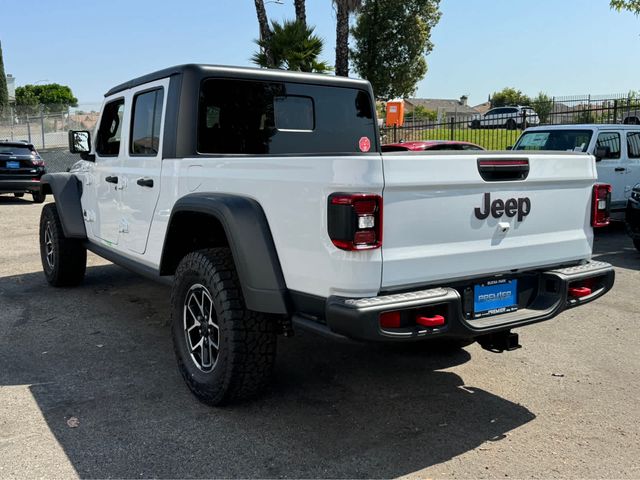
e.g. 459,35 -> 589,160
0,179 -> 43,193
308,261 -> 614,342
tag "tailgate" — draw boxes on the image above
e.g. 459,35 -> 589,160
381,151 -> 597,289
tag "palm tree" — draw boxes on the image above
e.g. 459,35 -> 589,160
294,0 -> 307,25
333,0 -> 362,77
254,0 -> 274,66
252,20 -> 331,73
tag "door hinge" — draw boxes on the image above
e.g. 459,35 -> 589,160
83,209 -> 96,223
118,219 -> 129,234
116,177 -> 128,191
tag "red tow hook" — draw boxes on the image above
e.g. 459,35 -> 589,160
416,315 -> 446,327
569,286 -> 592,298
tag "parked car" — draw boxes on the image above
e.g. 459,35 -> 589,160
512,124 -> 640,216
0,140 -> 47,203
42,64 -> 614,405
621,108 -> 640,125
382,140 -> 485,152
469,106 -> 540,130
626,183 -> 640,251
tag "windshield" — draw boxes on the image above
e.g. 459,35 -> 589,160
0,145 -> 35,156
514,130 -> 593,152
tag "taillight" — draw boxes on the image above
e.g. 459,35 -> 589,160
32,155 -> 45,167
328,193 -> 382,250
592,184 -> 611,228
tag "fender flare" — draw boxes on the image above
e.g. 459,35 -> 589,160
40,173 -> 87,239
161,193 -> 289,314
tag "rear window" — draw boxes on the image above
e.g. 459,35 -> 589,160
628,132 -> 640,159
514,130 -> 593,152
197,78 -> 376,155
381,145 -> 410,152
0,145 -> 34,156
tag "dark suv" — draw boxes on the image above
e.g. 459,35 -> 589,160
0,141 -> 47,203
626,183 -> 640,252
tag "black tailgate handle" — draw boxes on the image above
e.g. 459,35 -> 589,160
478,158 -> 529,182
105,175 -> 118,184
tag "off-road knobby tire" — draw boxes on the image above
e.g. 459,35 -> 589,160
39,203 -> 87,287
32,191 -> 46,203
170,248 -> 277,406
634,238 -> 640,252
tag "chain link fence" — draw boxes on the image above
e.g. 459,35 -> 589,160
0,103 -> 101,172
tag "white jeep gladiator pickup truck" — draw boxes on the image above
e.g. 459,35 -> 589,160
40,64 -> 615,405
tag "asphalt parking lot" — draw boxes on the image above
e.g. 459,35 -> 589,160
1,197 -> 639,479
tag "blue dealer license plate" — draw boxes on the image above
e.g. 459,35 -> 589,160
473,279 -> 518,318
6,161 -> 20,169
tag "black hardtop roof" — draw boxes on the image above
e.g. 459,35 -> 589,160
105,64 -> 371,97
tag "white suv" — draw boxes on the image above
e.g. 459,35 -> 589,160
470,106 -> 540,130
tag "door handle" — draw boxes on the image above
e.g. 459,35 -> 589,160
105,175 -> 118,184
615,167 -> 626,172
136,178 -> 154,188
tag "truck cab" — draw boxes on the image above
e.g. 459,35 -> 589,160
513,124 -> 640,214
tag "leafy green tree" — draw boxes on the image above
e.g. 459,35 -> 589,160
406,105 -> 437,121
0,42 -> 9,116
574,109 -> 598,124
351,0 -> 441,100
490,87 -> 531,108
15,83 -> 78,114
252,20 -> 331,73
333,0 -> 362,77
531,92 -> 554,123
611,0 -> 640,13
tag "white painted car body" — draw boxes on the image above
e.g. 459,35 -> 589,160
473,106 -> 540,129
514,124 -> 640,211
70,75 -> 600,302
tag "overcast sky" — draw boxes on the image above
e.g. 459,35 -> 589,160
3,0 -> 639,107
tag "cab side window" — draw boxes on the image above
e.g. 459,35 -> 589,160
596,132 -> 621,160
627,132 -> 640,159
130,88 -> 164,156
96,99 -> 125,156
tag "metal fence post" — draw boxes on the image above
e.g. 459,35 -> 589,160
613,100 -> 618,124
450,117 -> 454,140
27,117 -> 31,143
393,124 -> 397,143
9,105 -> 15,141
40,105 -> 46,149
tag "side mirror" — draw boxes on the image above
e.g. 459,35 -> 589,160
594,146 -> 610,161
69,130 -> 91,154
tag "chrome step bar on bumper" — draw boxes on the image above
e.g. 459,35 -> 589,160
310,260 -> 615,342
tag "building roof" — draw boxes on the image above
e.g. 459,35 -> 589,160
473,101 -> 492,115
405,98 -> 478,115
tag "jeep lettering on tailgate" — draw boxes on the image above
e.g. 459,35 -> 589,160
474,192 -> 531,221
